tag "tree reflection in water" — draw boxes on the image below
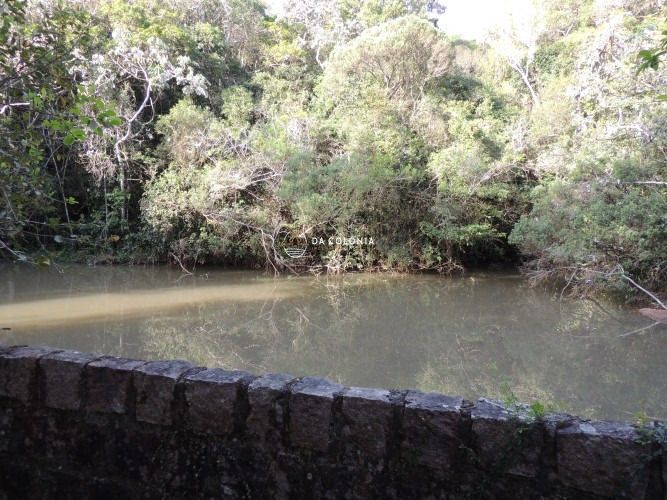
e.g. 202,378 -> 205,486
1,266 -> 665,421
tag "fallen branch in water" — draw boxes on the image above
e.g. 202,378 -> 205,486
535,264 -> 666,309
170,252 -> 193,276
619,273 -> 667,310
619,321 -> 660,338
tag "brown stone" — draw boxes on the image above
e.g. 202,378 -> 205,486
556,420 -> 652,497
471,398 -> 545,478
289,377 -> 343,452
183,368 -> 253,434
341,386 -> 393,460
0,346 -> 59,403
402,390 -> 464,478
247,372 -> 294,441
40,350 -> 100,410
133,360 -> 193,425
84,356 -> 146,414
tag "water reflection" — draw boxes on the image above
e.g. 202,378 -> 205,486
0,283 -> 303,328
0,264 -> 665,420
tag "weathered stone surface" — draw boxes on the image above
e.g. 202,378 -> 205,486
39,350 -> 100,410
556,420 -> 652,497
341,387 -> 393,460
662,435 -> 667,499
247,372 -> 294,441
84,356 -> 146,414
471,398 -> 545,478
540,412 -> 574,472
133,360 -> 193,425
183,368 -> 253,434
289,377 -> 343,452
0,346 -> 59,402
0,346 -> 663,499
402,390 -> 464,478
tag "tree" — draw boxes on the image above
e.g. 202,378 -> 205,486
0,0 -> 107,260
283,0 -> 443,67
637,23 -> 667,101
321,15 -> 452,106
490,0 -> 545,105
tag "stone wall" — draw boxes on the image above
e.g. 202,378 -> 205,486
0,345 -> 664,499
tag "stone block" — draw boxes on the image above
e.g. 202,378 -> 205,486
183,368 -> 253,434
541,412 -> 574,471
0,346 -> 59,403
39,350 -> 100,410
556,420 -> 652,497
289,377 -> 343,452
84,356 -> 146,414
661,436 -> 667,497
341,386 -> 393,460
471,398 -> 545,478
662,436 -> 666,498
247,372 -> 294,440
402,390 -> 464,478
133,360 -> 193,425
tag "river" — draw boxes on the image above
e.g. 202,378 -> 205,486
0,264 -> 665,421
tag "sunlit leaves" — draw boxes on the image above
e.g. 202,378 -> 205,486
637,28 -> 667,74
321,15 -> 452,105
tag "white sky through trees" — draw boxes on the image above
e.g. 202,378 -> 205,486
438,0 -> 536,40
262,0 -> 537,41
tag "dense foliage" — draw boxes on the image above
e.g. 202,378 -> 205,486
1,0 -> 665,298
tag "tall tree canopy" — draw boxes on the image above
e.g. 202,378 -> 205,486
1,0 -> 665,299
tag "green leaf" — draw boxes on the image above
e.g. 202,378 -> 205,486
93,99 -> 105,112
44,119 -> 61,132
96,110 -> 115,120
63,128 -> 85,146
636,50 -> 660,74
530,401 -> 546,419
36,256 -> 51,267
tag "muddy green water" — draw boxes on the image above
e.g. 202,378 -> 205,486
0,264 -> 665,421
